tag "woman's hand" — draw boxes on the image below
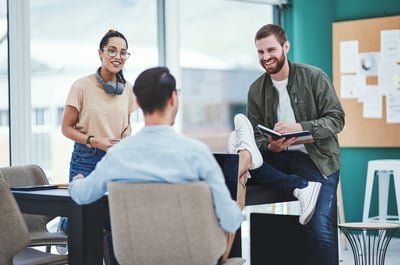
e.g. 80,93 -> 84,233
90,137 -> 120,151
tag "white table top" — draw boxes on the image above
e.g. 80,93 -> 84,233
339,222 -> 400,230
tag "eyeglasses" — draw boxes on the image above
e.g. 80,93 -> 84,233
102,48 -> 131,60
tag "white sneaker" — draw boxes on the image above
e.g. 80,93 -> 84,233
228,131 -> 252,181
233,114 -> 263,170
293,181 -> 321,225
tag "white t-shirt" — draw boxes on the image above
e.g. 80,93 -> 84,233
272,78 -> 307,153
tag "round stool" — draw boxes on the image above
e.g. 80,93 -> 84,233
338,222 -> 400,265
362,159 -> 400,223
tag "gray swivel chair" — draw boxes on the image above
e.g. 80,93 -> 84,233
0,179 -> 68,265
0,164 -> 68,253
108,181 -> 244,265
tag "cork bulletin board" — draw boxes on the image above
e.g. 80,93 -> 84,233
332,15 -> 400,147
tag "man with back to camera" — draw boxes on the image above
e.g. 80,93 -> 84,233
228,24 -> 345,265
68,67 -> 253,265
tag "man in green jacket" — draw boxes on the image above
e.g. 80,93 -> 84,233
229,24 -> 345,265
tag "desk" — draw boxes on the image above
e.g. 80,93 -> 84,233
12,188 -> 108,265
339,222 -> 400,265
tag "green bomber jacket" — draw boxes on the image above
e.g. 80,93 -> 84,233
247,61 -> 345,177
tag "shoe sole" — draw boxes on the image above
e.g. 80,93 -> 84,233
299,182 -> 321,225
56,245 -> 68,255
234,114 -> 263,169
227,131 -> 237,154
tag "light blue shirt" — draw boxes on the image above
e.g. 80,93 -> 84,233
69,125 -> 243,233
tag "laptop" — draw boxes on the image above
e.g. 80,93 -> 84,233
213,153 -> 240,201
10,184 -> 59,191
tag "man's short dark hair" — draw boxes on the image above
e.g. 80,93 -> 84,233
255,24 -> 288,47
133,67 -> 176,114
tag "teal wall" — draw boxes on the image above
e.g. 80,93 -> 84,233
283,0 -> 400,223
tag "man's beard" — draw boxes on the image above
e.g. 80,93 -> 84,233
263,51 -> 286,75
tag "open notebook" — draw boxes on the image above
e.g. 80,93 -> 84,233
213,153 -> 240,201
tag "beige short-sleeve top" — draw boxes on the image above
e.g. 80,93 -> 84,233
65,74 -> 137,139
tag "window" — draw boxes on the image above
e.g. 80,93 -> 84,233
0,110 -> 8,127
32,108 -> 48,126
179,0 -> 272,151
0,0 -> 9,166
8,0 -> 273,178
29,0 -> 158,181
57,107 -> 64,126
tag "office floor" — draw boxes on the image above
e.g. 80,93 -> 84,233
241,202 -> 400,265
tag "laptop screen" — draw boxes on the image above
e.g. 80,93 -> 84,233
213,153 -> 239,201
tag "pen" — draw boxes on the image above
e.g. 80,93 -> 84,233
281,113 -> 288,122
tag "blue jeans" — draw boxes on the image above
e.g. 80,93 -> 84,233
68,143 -> 106,181
248,150 -> 339,265
61,143 -> 106,229
62,143 -> 119,264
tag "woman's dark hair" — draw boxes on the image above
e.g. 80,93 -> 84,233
255,24 -> 288,47
133,67 -> 177,114
99,29 -> 128,83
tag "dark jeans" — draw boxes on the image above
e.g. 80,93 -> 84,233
68,143 -> 106,181
248,150 -> 339,265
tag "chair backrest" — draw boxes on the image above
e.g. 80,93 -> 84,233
0,164 -> 49,186
108,181 -> 227,265
0,164 -> 54,230
0,179 -> 30,265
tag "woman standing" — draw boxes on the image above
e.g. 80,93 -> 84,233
58,30 -> 137,264
62,29 -> 137,180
